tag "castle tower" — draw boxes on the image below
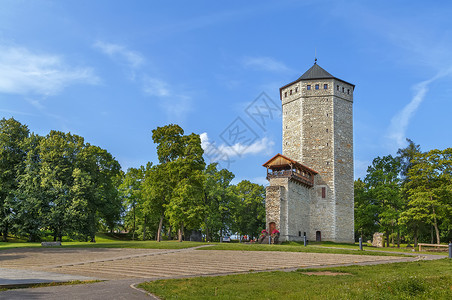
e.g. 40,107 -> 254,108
263,62 -> 354,243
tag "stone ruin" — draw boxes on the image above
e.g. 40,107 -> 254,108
372,232 -> 384,247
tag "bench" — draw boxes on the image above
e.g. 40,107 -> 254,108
418,243 -> 448,252
41,241 -> 62,247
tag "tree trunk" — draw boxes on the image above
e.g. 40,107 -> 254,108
397,230 -> 400,248
414,227 -> 418,248
157,215 -> 164,242
90,235 -> 96,243
168,225 -> 172,240
431,205 -> 440,244
391,227 -> 394,247
132,204 -> 136,241
386,231 -> 390,247
178,223 -> 184,242
205,215 -> 210,242
142,216 -> 147,240
2,226 -> 8,242
431,225 -> 434,244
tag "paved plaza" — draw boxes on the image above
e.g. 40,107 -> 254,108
0,246 -> 423,299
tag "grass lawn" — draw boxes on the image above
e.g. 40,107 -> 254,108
304,241 -> 449,256
139,259 -> 452,300
0,233 -> 205,251
200,242 -> 411,257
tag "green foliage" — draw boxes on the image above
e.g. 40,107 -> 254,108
203,163 -> 235,241
1,120 -> 121,242
0,118 -> 30,241
2,120 -> 266,244
401,148 -> 452,244
356,139 -> 452,246
230,180 -> 266,239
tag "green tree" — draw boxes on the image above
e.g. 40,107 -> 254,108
14,134 -> 46,241
119,166 -> 145,240
203,163 -> 235,241
142,163 -> 170,241
354,178 -> 379,240
0,118 -> 30,241
230,180 -> 266,239
401,149 -> 452,244
364,155 -> 403,247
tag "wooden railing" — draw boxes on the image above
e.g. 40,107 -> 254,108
418,243 -> 448,252
267,170 -> 314,187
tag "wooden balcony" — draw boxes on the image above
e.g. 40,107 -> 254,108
267,170 -> 314,187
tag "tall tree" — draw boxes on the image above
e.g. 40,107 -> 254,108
15,134 -> 45,241
402,149 -> 452,244
119,166 -> 145,240
230,180 -> 266,239
364,155 -> 403,247
152,125 -> 206,242
0,118 -> 30,241
203,163 -> 235,241
354,178 -> 379,240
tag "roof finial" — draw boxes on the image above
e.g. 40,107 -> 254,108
314,48 -> 317,64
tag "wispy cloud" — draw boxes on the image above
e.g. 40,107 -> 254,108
242,56 -> 290,73
0,109 -> 35,117
142,77 -> 170,97
95,41 -> 193,120
0,45 -> 99,96
387,68 -> 452,148
94,41 -> 144,69
142,76 -> 193,119
200,132 -> 274,159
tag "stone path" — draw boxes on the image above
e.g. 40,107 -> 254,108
0,245 -> 438,299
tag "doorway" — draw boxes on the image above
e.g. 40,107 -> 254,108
316,231 -> 321,242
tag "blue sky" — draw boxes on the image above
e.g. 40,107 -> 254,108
1,0 -> 451,184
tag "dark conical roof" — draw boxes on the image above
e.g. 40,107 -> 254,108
279,62 -> 355,99
298,63 -> 334,80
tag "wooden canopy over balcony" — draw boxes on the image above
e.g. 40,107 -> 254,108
263,154 -> 317,187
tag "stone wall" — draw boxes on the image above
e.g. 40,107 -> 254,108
266,178 -> 287,238
286,180 -> 311,241
333,82 -> 355,242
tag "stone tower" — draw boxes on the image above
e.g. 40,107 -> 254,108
263,62 -> 354,243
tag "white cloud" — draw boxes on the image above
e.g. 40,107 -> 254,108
387,68 -> 452,148
0,46 -> 99,96
142,77 -> 170,97
242,56 -> 290,73
201,132 -> 274,161
94,41 -> 144,69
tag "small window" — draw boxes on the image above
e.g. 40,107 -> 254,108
295,87 -> 298,92
347,89 -> 350,94
326,129 -> 328,133
284,92 -> 287,97
342,87 -> 345,92
290,89 -> 292,95
324,84 -> 328,89
321,187 -> 326,198
315,84 -> 319,90
337,85 -> 339,91
307,85 -> 311,90
298,231 -> 302,237
326,142 -> 328,146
